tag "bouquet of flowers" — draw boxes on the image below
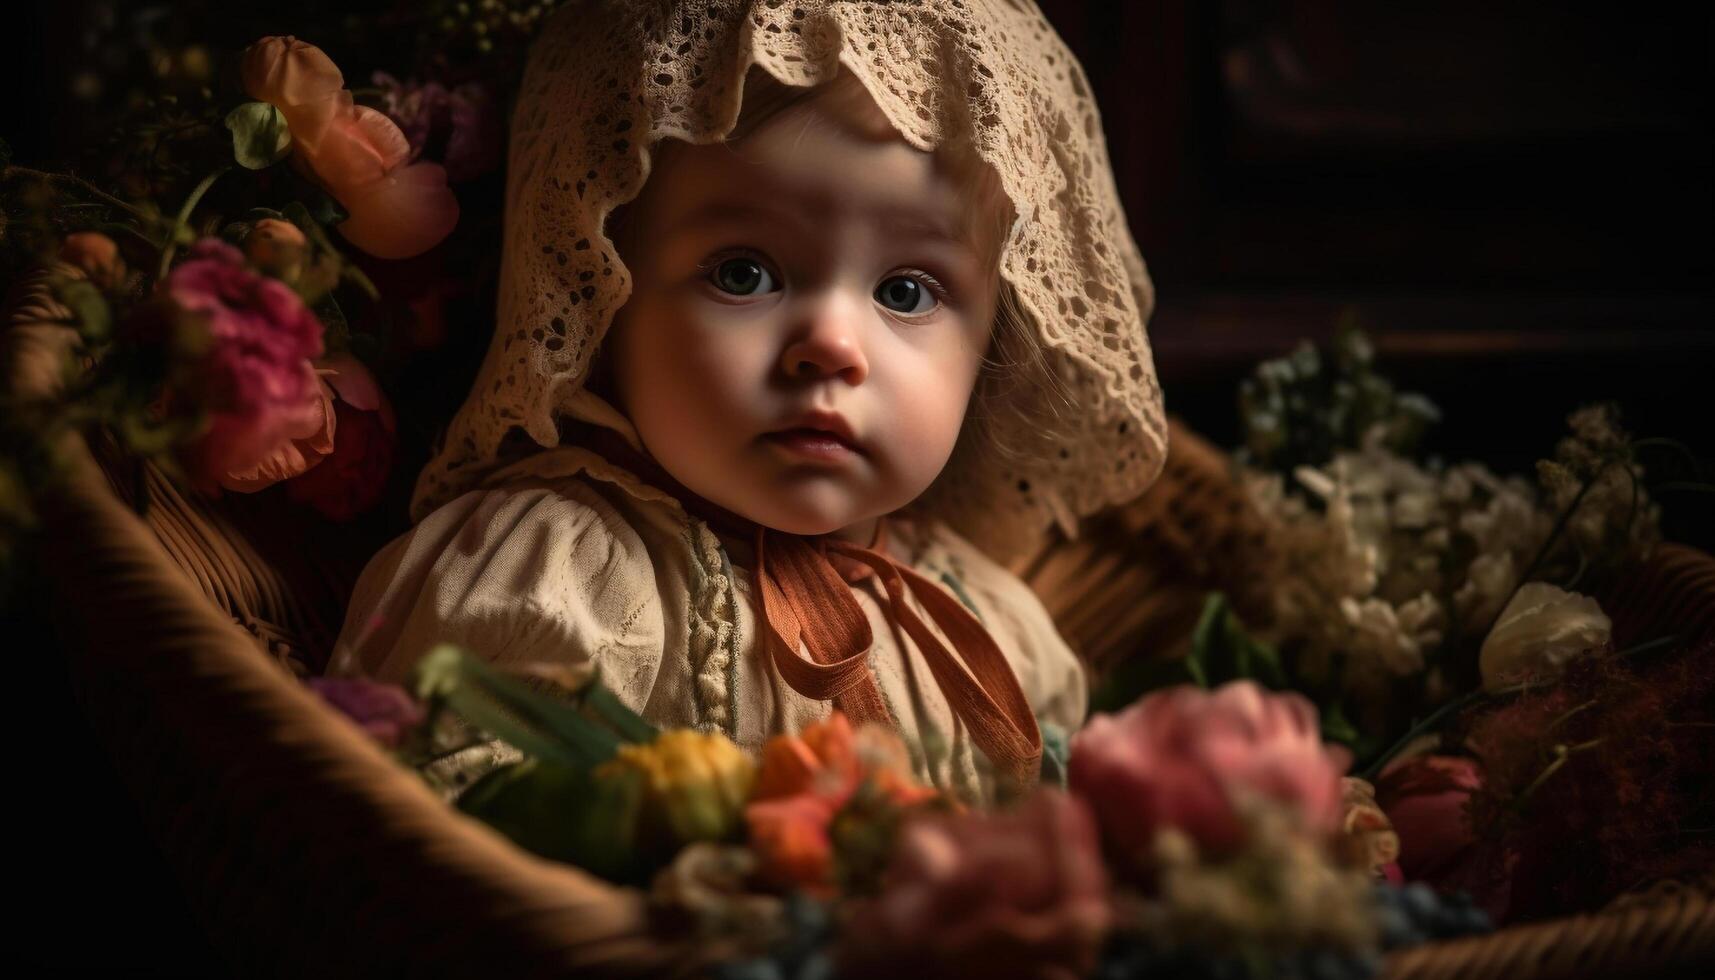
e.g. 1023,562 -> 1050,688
310,647 -> 1497,980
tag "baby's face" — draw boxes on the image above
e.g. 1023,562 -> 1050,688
604,78 -> 1000,540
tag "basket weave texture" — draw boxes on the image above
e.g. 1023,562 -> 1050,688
7,279 -> 1712,977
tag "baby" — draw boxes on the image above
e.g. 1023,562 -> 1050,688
332,0 -> 1167,804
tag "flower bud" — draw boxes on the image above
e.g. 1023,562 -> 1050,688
58,232 -> 127,292
243,218 -> 310,283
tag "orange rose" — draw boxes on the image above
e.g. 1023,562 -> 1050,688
241,36 -> 458,259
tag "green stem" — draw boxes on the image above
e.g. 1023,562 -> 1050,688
1614,635 -> 1678,659
1482,457 -> 1620,642
156,166 -> 231,282
1513,737 -> 1605,814
1357,680 -> 1531,782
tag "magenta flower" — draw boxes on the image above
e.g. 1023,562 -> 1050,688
841,792 -> 1111,980
149,239 -> 327,494
305,676 -> 425,748
1068,681 -> 1349,865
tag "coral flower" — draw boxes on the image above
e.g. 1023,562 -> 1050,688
745,713 -> 937,894
241,36 -> 458,259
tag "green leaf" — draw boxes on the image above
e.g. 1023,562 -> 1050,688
313,295 -> 351,352
409,645 -> 657,771
1189,592 -> 1287,690
223,102 -> 292,170
1089,652 -> 1200,714
55,278 -> 111,343
458,758 -> 647,882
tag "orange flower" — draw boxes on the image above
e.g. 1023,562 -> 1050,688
745,713 -> 937,894
241,36 -> 458,259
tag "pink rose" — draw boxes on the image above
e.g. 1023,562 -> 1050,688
842,792 -> 1111,980
241,36 -> 458,259
146,239 -> 327,494
284,354 -> 397,520
1068,681 -> 1349,864
305,676 -> 424,747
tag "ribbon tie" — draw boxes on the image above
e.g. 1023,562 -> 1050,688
581,428 -> 1042,787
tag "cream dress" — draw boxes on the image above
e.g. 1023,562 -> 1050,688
331,439 -> 1087,804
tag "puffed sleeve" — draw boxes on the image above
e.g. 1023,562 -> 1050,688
932,527 -> 1089,735
328,480 -> 666,712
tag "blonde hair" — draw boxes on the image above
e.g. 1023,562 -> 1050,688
603,68 -> 1072,499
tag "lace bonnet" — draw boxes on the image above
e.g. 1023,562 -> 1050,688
411,0 -> 1168,563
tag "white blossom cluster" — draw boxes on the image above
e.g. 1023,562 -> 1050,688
1243,428 -> 1552,703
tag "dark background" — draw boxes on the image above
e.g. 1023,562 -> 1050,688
4,1 -> 1711,973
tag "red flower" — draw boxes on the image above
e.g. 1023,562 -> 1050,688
841,792 -> 1111,980
285,354 -> 396,520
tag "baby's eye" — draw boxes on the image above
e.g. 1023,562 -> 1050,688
709,257 -> 779,296
874,274 -> 939,316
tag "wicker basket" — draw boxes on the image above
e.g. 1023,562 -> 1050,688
8,279 -> 1712,977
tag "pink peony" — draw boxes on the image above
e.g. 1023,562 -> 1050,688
305,676 -> 425,747
284,354 -> 397,520
841,791 -> 1111,980
149,239 -> 327,493
1068,681 -> 1349,864
241,36 -> 458,259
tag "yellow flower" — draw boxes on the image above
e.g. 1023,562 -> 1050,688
597,730 -> 756,852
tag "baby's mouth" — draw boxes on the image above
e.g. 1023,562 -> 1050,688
762,428 -> 864,460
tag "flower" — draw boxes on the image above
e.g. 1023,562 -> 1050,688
241,36 -> 458,259
840,791 -> 1110,980
305,676 -> 425,747
1376,755 -> 1481,881
595,730 -> 756,857
285,354 -> 397,520
1068,681 -> 1349,864
147,239 -> 326,493
373,72 -> 502,183
744,713 -> 937,894
58,232 -> 127,292
242,218 -> 309,283
1338,776 -> 1402,882
1478,583 -> 1612,691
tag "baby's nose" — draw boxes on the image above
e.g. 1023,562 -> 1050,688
780,294 -> 870,385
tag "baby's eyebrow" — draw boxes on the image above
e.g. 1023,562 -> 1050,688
672,199 -> 978,258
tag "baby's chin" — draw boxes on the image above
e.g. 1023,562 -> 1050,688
731,486 -> 890,540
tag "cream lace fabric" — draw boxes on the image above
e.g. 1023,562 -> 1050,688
413,0 -> 1167,563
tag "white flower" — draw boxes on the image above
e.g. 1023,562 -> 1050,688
1479,583 -> 1612,691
